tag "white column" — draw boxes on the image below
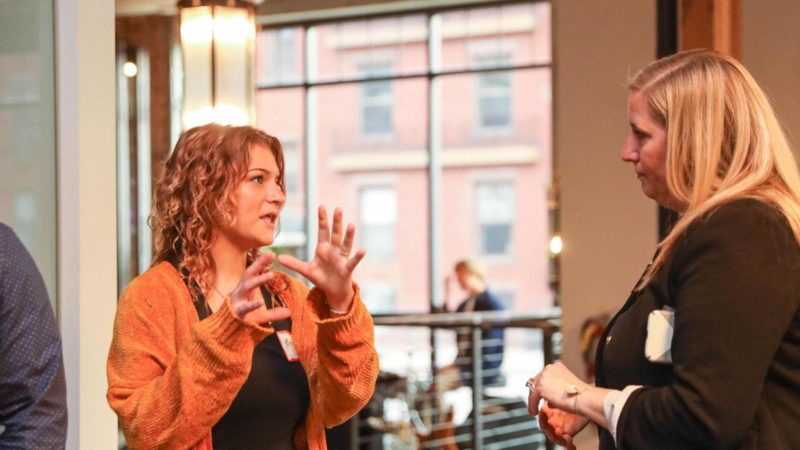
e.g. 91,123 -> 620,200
56,0 -> 118,448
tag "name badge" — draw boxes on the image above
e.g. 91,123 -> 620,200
276,330 -> 299,362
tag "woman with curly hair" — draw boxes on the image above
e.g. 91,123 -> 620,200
107,124 -> 379,450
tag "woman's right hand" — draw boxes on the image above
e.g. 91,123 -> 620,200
230,252 -> 291,326
537,403 -> 589,449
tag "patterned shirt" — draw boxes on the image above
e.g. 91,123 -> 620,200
0,223 -> 67,449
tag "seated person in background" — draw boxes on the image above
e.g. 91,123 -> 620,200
445,258 -> 507,388
416,259 -> 509,449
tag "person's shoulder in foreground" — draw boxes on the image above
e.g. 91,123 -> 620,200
0,222 -> 68,449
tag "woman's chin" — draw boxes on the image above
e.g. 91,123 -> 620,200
256,235 -> 275,248
242,232 -> 274,250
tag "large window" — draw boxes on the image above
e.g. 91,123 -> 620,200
0,0 -> 57,305
255,1 -> 553,316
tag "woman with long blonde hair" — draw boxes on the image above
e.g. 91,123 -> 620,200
527,50 -> 800,449
107,124 -> 378,449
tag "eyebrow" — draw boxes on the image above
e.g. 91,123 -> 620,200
630,122 -> 646,132
247,168 -> 273,174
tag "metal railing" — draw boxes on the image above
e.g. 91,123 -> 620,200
327,308 -> 561,450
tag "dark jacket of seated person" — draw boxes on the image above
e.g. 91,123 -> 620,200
455,288 -> 506,387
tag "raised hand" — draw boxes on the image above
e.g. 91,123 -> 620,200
230,252 -> 291,326
277,206 -> 366,311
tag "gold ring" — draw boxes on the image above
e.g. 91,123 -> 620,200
339,248 -> 349,258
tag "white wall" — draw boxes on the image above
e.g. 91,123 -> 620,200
553,1 -> 658,447
56,0 -> 118,448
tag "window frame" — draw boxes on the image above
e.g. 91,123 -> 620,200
255,0 -> 553,312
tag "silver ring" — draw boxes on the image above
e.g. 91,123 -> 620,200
526,380 -> 536,391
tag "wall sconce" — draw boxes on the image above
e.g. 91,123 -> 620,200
178,0 -> 256,128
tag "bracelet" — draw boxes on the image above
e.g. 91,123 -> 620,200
566,384 -> 590,414
329,306 -> 348,315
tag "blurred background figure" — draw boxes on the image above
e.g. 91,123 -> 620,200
446,258 -> 507,388
0,223 -> 67,449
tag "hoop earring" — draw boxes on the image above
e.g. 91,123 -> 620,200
273,215 -> 282,239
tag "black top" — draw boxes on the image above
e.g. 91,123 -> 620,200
177,264 -> 311,450
595,200 -> 800,450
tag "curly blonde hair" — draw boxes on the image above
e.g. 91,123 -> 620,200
150,123 -> 285,297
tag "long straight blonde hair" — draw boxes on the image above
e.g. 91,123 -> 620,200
634,49 -> 800,289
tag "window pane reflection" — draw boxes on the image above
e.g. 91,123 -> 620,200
0,0 -> 57,304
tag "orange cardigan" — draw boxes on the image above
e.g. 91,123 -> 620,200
107,261 -> 379,450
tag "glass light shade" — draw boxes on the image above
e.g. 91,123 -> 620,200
179,1 -> 255,128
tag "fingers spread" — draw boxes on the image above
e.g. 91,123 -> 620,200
331,207 -> 344,246
234,298 -> 264,318
341,223 -> 355,255
277,254 -> 309,276
242,271 -> 274,292
317,206 -> 330,243
246,252 -> 275,278
345,248 -> 367,272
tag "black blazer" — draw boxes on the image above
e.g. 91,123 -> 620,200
596,199 -> 800,450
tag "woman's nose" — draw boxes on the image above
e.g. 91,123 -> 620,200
620,135 -> 638,162
267,183 -> 286,205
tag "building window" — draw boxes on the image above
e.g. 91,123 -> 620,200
477,182 -> 515,256
359,186 -> 397,260
473,53 -> 512,132
359,63 -> 394,136
270,28 -> 299,83
477,71 -> 512,129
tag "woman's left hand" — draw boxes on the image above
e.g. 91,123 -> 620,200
278,206 -> 366,311
527,362 -> 591,415
537,402 -> 589,449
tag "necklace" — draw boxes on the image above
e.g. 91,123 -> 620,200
211,284 -> 230,299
